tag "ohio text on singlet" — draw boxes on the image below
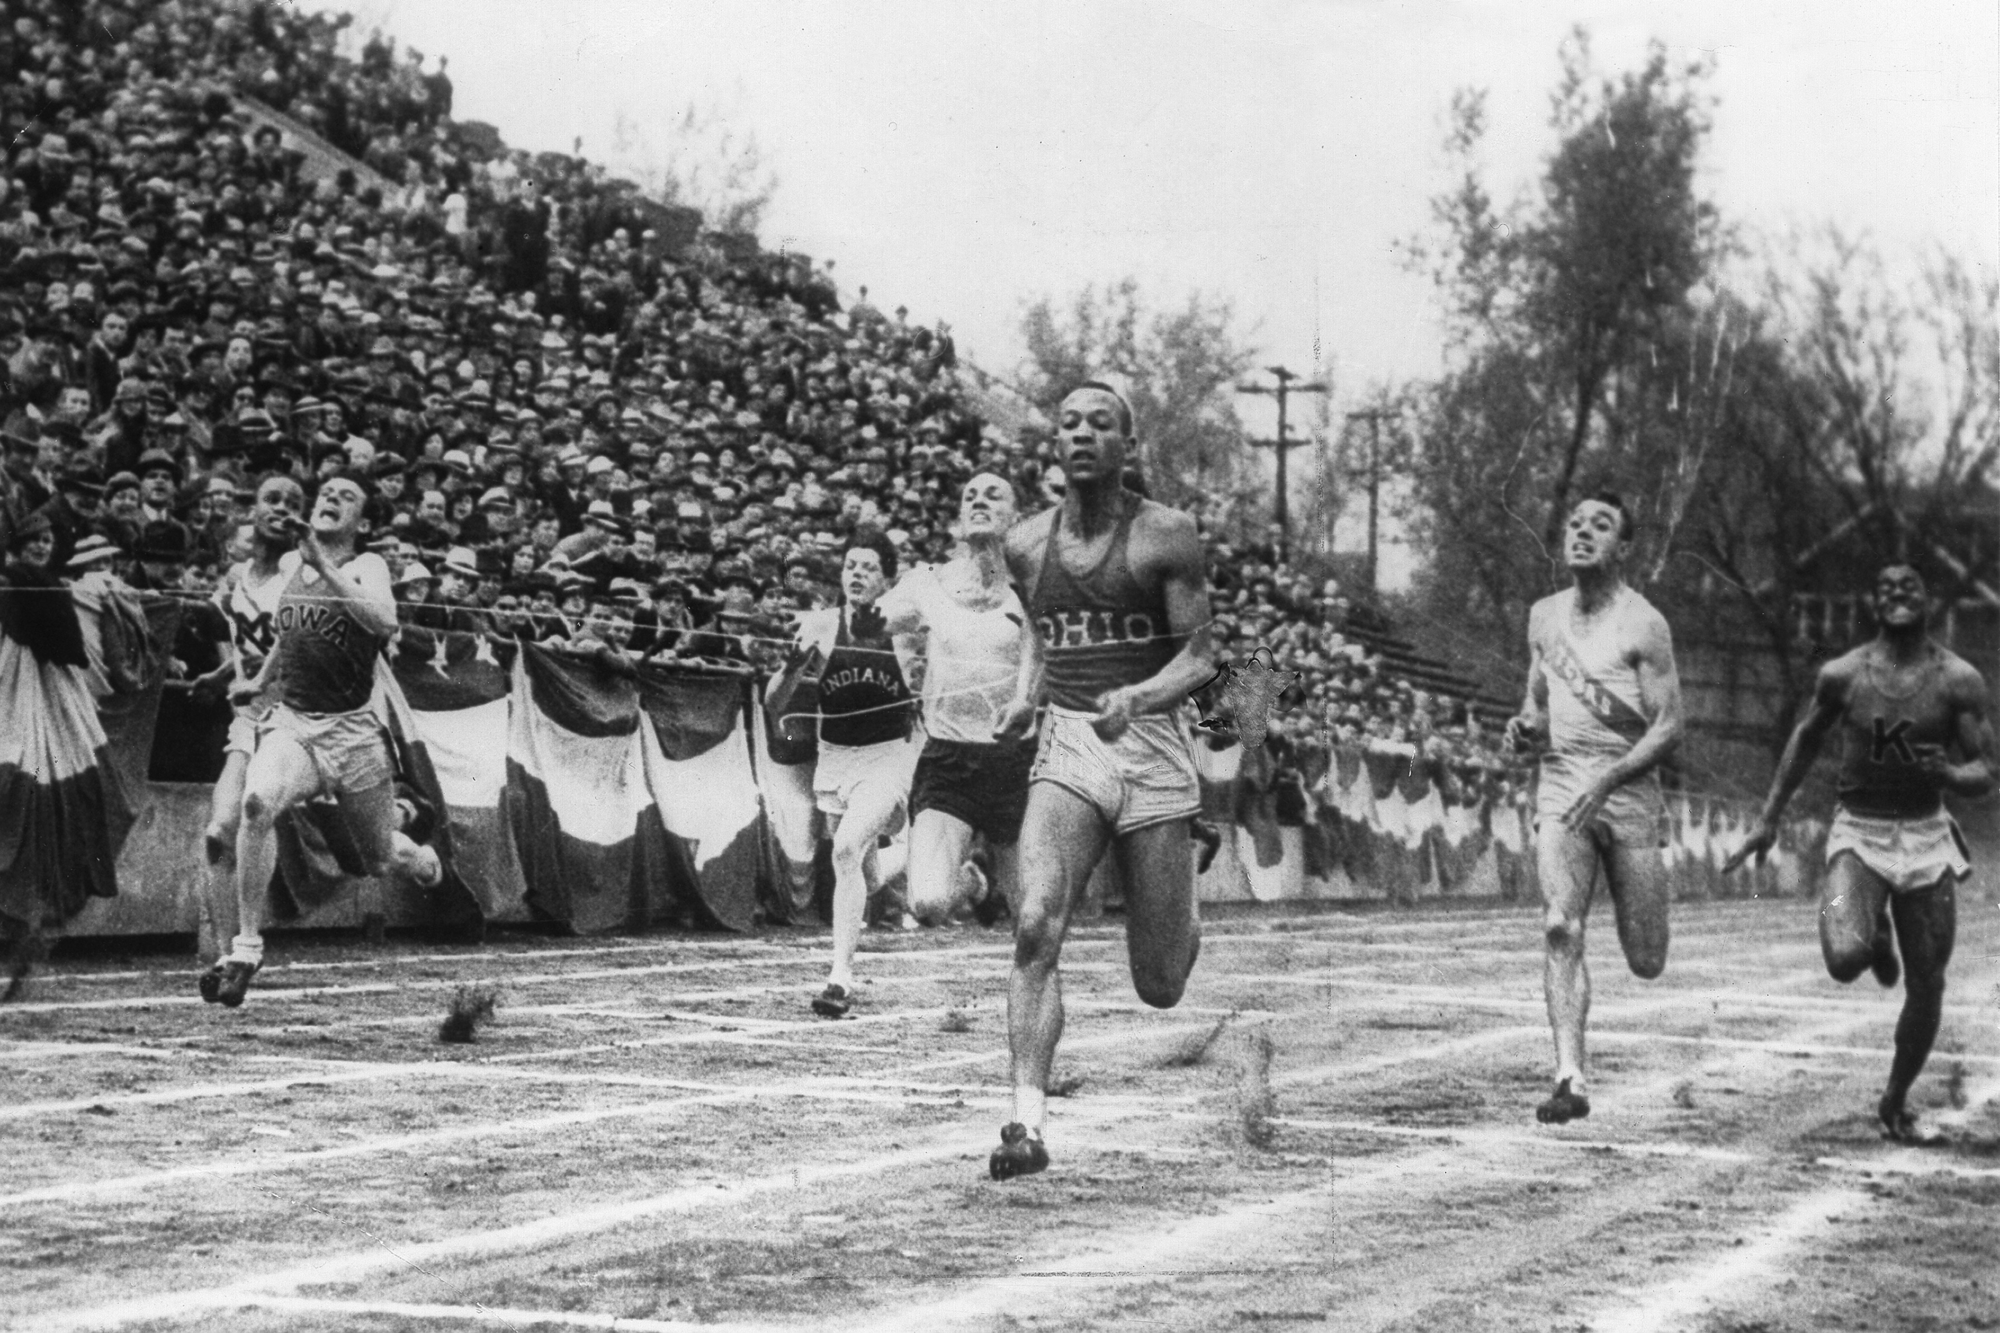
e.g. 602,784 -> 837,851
1028,500 -> 1178,712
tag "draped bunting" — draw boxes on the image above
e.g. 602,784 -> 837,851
0,587 -> 162,929
33,595 -> 1846,937
1193,737 -> 1826,907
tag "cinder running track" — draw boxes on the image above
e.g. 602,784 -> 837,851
3,894 -> 1996,1332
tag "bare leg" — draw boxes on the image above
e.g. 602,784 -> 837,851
1536,818 -> 1601,1108
908,808 -> 977,926
824,778 -> 906,991
201,750 -> 251,962
233,734 -> 322,962
1603,842 -> 1669,980
1820,853 -> 1892,983
333,777 -> 436,886
1881,879 -> 1957,1138
1008,784 -> 1110,1134
992,839 -> 1021,916
1113,818 -> 1201,1008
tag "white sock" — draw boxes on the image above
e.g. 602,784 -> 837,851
228,934 -> 264,966
1015,1088 -> 1047,1136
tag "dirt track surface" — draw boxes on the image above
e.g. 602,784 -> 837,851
2,896 -> 1997,1333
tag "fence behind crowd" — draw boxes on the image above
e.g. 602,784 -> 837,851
47,593 -> 1857,941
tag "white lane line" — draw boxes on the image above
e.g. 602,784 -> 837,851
1811,1154 -> 2000,1180
1223,971 -> 2000,1022
29,1131 -> 982,1333
194,1296 -> 787,1333
827,1148 -> 1507,1333
20,911 -> 1478,989
1587,1185 -> 1872,1333
0,1076 -> 995,1209
1593,1029 -> 2000,1068
0,1006 -> 1246,1206
0,961 -> 1030,1015
1267,1115 -> 1759,1164
1271,1025 -> 1543,1087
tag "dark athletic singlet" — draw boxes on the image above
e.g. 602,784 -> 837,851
1836,650 -> 1953,820
1028,500 -> 1179,712
817,609 -> 913,748
271,553 -> 388,714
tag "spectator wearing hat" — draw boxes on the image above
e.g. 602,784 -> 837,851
128,518 -> 193,593
84,309 -> 130,416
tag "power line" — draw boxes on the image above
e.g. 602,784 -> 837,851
1236,366 -> 1328,563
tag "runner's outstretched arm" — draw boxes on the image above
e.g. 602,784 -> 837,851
994,600 -> 1043,741
1560,609 -> 1684,829
1506,612 -> 1548,752
1725,664 -> 1844,871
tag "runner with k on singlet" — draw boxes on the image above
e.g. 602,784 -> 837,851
1726,563 -> 1993,1142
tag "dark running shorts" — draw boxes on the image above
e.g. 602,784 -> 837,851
909,736 -> 1037,844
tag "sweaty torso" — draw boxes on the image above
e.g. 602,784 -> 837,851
1534,586 -> 1657,762
1833,645 -> 1958,819
887,562 -> 1025,745
1020,498 -> 1179,712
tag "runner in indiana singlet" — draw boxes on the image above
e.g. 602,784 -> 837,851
1029,502 -> 1179,712
270,554 -> 388,714
817,613 -> 914,748
1835,651 -> 1953,820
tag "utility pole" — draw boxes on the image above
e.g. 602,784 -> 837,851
1345,407 -> 1396,598
1236,365 -> 1328,562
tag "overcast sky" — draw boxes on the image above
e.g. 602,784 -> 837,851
327,0 -> 1997,379
309,0 -> 1997,582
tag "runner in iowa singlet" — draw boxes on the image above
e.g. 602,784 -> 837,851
271,553 -> 387,715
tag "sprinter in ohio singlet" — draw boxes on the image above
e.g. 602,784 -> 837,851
989,381 -> 1220,1182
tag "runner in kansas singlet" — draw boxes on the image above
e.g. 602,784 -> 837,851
1835,655 -> 1954,820
1029,503 -> 1179,712
818,613 -> 913,748
1544,587 -> 1652,760
270,552 -> 388,715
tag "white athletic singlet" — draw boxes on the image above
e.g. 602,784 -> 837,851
879,563 -> 1026,745
218,558 -> 290,679
1542,587 -> 1654,761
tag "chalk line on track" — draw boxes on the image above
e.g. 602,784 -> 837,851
188,1295 -> 792,1333
0,1007 -> 1253,1206
28,1130 -> 983,1333
1586,1184 -> 1873,1333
